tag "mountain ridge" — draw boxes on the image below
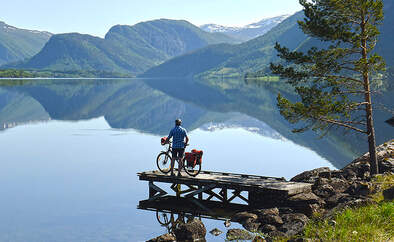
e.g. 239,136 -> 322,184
8,19 -> 237,75
200,14 -> 290,41
0,21 -> 52,65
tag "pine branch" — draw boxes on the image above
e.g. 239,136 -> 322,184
317,117 -> 367,134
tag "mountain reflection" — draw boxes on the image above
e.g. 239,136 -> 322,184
1,78 -> 391,168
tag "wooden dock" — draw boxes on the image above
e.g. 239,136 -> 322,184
138,170 -> 312,207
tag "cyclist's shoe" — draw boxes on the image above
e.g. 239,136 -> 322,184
177,172 -> 182,177
170,172 -> 175,176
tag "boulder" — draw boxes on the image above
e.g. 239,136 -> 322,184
226,229 -> 254,241
243,218 -> 260,232
231,211 -> 258,223
290,167 -> 331,183
383,186 -> 394,201
209,228 -> 223,236
147,233 -> 176,242
254,208 -> 283,226
279,213 -> 309,236
259,224 -> 277,233
267,230 -> 286,238
327,177 -> 351,193
313,182 -> 336,198
253,235 -> 267,242
253,207 -> 280,217
288,192 -> 323,206
173,218 -> 206,241
344,140 -> 393,175
345,182 -> 372,196
286,192 -> 325,216
325,193 -> 353,209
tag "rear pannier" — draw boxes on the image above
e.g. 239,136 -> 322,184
191,149 -> 203,165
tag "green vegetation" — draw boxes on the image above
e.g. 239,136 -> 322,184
302,202 -> 393,241
0,69 -> 34,78
0,69 -> 133,78
143,0 -> 393,84
0,21 -> 51,66
10,19 -> 237,76
273,173 -> 394,242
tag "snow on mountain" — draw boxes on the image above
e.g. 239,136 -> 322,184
200,14 -> 290,41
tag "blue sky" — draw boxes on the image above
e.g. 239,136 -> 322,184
2,0 -> 302,37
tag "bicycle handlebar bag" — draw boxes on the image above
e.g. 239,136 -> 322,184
161,137 -> 168,145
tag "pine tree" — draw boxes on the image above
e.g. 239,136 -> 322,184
270,0 -> 385,174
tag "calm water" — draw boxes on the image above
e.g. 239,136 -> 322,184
0,79 -> 336,241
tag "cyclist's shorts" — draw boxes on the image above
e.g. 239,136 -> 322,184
172,148 -> 185,159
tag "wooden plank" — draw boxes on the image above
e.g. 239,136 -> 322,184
138,170 -> 311,196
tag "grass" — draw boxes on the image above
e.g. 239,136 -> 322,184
302,202 -> 393,241
276,173 -> 394,242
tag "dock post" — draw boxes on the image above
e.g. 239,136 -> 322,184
198,186 -> 203,200
176,184 -> 181,197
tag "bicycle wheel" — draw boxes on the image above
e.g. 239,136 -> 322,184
183,158 -> 201,177
156,152 -> 172,174
156,210 -> 173,226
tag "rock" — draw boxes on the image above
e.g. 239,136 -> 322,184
261,214 -> 284,226
173,218 -> 206,241
344,140 -> 393,175
287,238 -> 313,242
209,228 -> 222,236
380,159 -> 394,173
253,207 -> 279,217
231,211 -> 258,223
259,224 -> 277,233
286,192 -> 324,216
243,218 -> 260,232
279,213 -> 309,236
288,192 -> 324,206
267,230 -> 286,238
254,208 -> 283,226
226,229 -> 254,241
383,186 -> 394,200
290,167 -> 331,183
147,233 -> 176,242
313,183 -> 335,198
328,177 -> 351,193
278,207 -> 294,214
345,181 -> 372,196
325,193 -> 353,209
253,235 -> 267,242
335,197 -> 376,210
224,219 -> 231,227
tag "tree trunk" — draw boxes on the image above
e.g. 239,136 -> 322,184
361,19 -> 379,175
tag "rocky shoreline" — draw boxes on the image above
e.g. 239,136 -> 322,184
148,140 -> 393,241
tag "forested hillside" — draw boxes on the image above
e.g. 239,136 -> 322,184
143,2 -> 394,79
0,21 -> 51,65
12,19 -> 237,75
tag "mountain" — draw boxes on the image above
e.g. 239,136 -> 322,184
0,21 -> 51,66
142,12 -> 305,78
143,2 -> 394,79
200,15 -> 290,41
11,19 -> 237,75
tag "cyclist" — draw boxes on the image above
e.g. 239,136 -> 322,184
167,119 -> 189,176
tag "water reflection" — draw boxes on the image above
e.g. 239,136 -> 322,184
0,78 -> 360,168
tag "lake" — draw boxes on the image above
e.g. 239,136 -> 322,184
0,78 -> 342,241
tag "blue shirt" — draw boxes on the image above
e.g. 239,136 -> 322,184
168,126 -> 188,149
